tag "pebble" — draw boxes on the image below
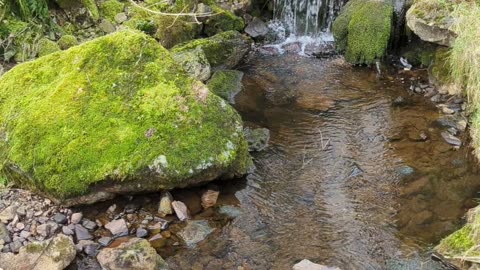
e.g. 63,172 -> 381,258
71,212 -> 83,224
9,240 -> 22,253
82,219 -> 97,230
16,207 -> 26,217
84,243 -> 99,256
15,223 -> 25,230
98,236 -> 112,247
136,228 -> 148,238
53,213 -> 68,224
0,206 -> 18,223
441,131 -> 462,146
19,230 -> 31,239
158,191 -> 173,217
62,225 -> 74,235
172,201 -> 190,221
105,219 -> 128,236
107,204 -> 117,213
201,189 -> 220,209
75,224 -> 93,241
114,13 -> 128,24
457,120 -> 467,132
36,223 -> 50,237
442,106 -> 455,114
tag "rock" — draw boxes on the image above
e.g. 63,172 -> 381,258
245,17 -> 269,38
178,220 -> 214,247
406,3 -> 455,46
293,259 -> 341,270
441,106 -> 455,114
15,207 -> 26,217
71,212 -> 83,224
332,0 -> 393,64
82,219 -> 97,230
172,47 -> 211,82
99,19 -> 116,33
0,234 -> 76,270
36,224 -> 50,237
62,226 -> 74,236
0,223 -> 11,243
136,228 -> 148,238
114,12 -> 127,24
457,120 -> 467,132
172,201 -> 190,221
15,222 -> 25,230
218,205 -> 242,218
105,219 -> 128,236
19,230 -> 31,239
0,205 -> 18,223
204,10 -> 244,36
0,30 -> 250,206
207,70 -> 244,104
397,165 -> 416,177
9,240 -> 22,253
201,189 -> 220,209
171,31 -> 252,71
392,96 -> 407,106
107,204 -> 117,213
158,191 -> 173,217
441,131 -> 462,146
76,240 -> 95,252
96,238 -> 168,270
84,243 -> 99,256
37,38 -> 61,57
75,224 -> 93,241
148,233 -> 166,248
244,127 -> 270,152
53,213 -> 68,224
98,236 -> 112,246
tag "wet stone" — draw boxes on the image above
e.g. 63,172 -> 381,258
84,243 -> 99,256
441,131 -> 462,146
71,212 -> 83,224
396,165 -> 416,177
98,236 -> 112,247
53,213 -> 67,224
62,225 -> 74,235
201,189 -> 219,209
105,219 -> 128,236
148,233 -> 166,248
178,220 -> 214,247
82,219 -> 97,230
75,224 -> 93,241
158,191 -> 173,217
136,228 -> 148,238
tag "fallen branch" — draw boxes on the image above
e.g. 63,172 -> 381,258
127,0 -> 219,17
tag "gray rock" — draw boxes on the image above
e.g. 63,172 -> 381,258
53,213 -> 68,224
218,205 -> 242,218
178,220 -> 214,247
15,207 -> 26,217
98,236 -> 112,247
397,165 -> 416,177
158,191 -> 173,217
172,47 -> 211,82
293,259 -> 341,270
456,119 -> 467,132
36,224 -> 50,237
406,4 -> 455,46
0,234 -> 76,270
82,219 -> 97,230
84,243 -> 99,256
244,17 -> 269,38
172,201 -> 190,221
76,239 -> 94,252
0,223 -> 11,243
75,224 -> 93,241
99,19 -> 116,33
71,212 -> 83,224
441,131 -> 462,146
105,219 -> 128,236
244,127 -> 270,152
114,13 -> 127,24
0,205 -> 18,223
136,228 -> 148,238
96,238 -> 168,270
19,230 -> 31,239
62,225 -> 74,235
9,240 -> 22,253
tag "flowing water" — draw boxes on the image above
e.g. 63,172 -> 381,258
160,54 -> 480,269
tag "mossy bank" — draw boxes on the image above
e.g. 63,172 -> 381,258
0,30 -> 251,205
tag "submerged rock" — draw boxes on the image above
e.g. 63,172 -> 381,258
97,237 -> 168,270
0,234 -> 76,270
0,30 -> 251,205
441,131 -> 462,146
201,188 -> 219,209
244,127 -> 270,152
178,220 -> 214,247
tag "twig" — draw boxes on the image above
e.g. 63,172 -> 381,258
127,0 -> 219,17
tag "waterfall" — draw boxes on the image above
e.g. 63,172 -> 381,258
272,0 -> 346,37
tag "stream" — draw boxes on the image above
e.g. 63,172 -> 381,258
163,53 -> 480,269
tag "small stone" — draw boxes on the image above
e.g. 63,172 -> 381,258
392,96 -> 407,106
124,204 -> 138,214
9,240 -> 22,253
114,13 -> 127,24
201,189 -> 219,209
82,219 -> 97,230
75,224 -> 93,241
53,213 -> 68,224
136,228 -> 148,238
99,19 -> 116,33
19,230 -> 31,239
172,201 -> 190,221
430,94 -> 441,103
84,243 -> 99,256
158,191 -> 173,217
441,131 -> 462,146
98,236 -> 112,247
36,224 -> 50,237
107,204 -> 117,213
76,240 -> 94,252
457,120 -> 467,132
15,223 -> 25,231
71,212 -> 83,224
244,17 -> 269,38
105,219 -> 128,236
0,223 -> 11,243
15,207 -> 26,217
178,220 -> 214,247
148,233 -> 166,248
0,206 -> 18,223
62,226 -> 74,235
442,106 -> 455,114
293,259 -> 341,270
34,210 -> 43,217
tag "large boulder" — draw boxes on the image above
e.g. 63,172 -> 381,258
171,31 -> 252,72
0,234 -> 76,270
406,1 -> 456,47
0,30 -> 250,205
332,0 -> 393,64
97,238 -> 168,270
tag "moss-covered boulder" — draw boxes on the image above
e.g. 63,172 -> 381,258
207,70 -> 244,103
37,38 -> 61,57
406,0 -> 457,47
0,30 -> 250,205
204,8 -> 245,36
332,0 -> 393,64
171,31 -> 252,71
435,206 -> 480,268
172,47 -> 212,82
57,35 -> 79,50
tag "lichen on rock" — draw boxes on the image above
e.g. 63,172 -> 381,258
0,30 -> 250,204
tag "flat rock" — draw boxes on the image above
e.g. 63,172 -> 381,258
75,224 -> 93,241
0,206 -> 18,223
178,220 -> 214,247
441,131 -> 462,146
172,201 -> 190,221
96,238 -> 168,270
53,213 -> 67,224
105,219 -> 128,236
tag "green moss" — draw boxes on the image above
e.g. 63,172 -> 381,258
332,0 -> 362,52
0,30 -> 249,199
81,0 -> 99,20
100,0 -> 125,22
204,6 -> 245,36
37,38 -> 61,57
25,242 -> 46,253
57,35 -> 79,50
207,70 -> 243,103
171,30 -> 251,69
437,225 -> 475,255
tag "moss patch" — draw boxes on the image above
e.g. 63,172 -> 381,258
0,30 -> 249,200
81,0 -> 100,20
37,38 -> 61,57
204,6 -> 245,36
332,0 -> 393,64
57,35 -> 79,50
207,70 -> 243,103
100,0 -> 125,23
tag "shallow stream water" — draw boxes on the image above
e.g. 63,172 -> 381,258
164,54 -> 480,269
